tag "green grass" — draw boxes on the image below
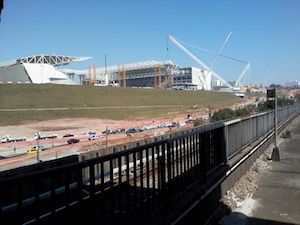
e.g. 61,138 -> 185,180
0,84 -> 242,125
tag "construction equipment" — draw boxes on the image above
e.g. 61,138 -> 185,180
167,35 -> 233,90
167,34 -> 250,91
210,32 -> 232,71
234,63 -> 250,88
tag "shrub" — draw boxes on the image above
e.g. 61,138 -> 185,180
194,118 -> 205,127
210,108 -> 236,122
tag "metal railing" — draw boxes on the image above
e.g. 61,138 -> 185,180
225,104 -> 299,158
0,104 -> 299,225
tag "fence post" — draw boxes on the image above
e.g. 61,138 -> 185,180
224,125 -> 229,163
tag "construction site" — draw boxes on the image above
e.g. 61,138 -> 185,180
0,34 -> 251,96
0,33 -> 267,173
62,35 -> 251,94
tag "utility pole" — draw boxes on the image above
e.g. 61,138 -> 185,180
105,54 -> 108,85
106,125 -> 108,151
36,131 -> 40,163
268,88 -> 280,161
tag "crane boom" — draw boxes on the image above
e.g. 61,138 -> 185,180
234,63 -> 250,87
167,35 -> 207,89
210,31 -> 232,70
167,35 -> 233,89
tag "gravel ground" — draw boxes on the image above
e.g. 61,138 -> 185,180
221,134 -> 286,211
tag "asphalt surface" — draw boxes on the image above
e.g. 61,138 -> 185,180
247,116 -> 300,225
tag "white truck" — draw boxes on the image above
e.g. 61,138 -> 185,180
1,135 -> 27,143
34,132 -> 57,140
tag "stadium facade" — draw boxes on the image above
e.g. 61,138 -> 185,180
63,60 -> 212,90
0,55 -> 213,90
0,55 -> 90,85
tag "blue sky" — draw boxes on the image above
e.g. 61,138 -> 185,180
0,0 -> 299,85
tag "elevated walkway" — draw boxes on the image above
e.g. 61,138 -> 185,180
221,116 -> 300,225
248,116 -> 300,225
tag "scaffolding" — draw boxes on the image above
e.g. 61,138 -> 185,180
154,65 -> 161,88
88,64 -> 97,85
93,64 -> 96,85
164,65 -> 173,88
118,64 -> 126,87
88,64 -> 92,85
70,60 -> 177,88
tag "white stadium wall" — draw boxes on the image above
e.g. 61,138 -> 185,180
191,67 -> 212,90
23,63 -> 75,84
0,63 -> 75,84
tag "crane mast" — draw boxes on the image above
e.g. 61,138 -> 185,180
234,63 -> 250,87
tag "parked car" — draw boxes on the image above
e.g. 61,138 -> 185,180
143,125 -> 158,130
88,135 -> 100,141
159,122 -> 175,128
68,138 -> 80,144
86,131 -> 96,135
63,133 -> 74,138
126,128 -> 143,134
102,130 -> 114,135
27,146 -> 47,154
114,128 -> 125,134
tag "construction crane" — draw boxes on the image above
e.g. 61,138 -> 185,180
167,35 -> 233,90
210,32 -> 232,71
234,63 -> 250,88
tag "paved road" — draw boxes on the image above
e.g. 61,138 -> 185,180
248,116 -> 300,225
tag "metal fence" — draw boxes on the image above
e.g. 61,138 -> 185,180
0,125 -> 226,225
0,104 -> 299,225
226,104 -> 300,158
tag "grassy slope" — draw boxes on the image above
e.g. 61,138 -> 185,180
0,84 -> 241,125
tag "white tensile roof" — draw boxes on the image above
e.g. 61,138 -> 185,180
61,60 -> 174,76
0,54 -> 91,68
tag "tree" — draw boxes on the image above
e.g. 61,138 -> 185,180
294,93 -> 300,103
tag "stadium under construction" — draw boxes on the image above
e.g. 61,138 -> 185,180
0,35 -> 250,92
62,60 -> 213,91
0,56 -> 215,90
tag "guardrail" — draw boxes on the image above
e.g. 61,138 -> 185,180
0,104 -> 299,225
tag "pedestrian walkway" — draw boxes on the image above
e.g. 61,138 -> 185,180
247,116 -> 300,225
